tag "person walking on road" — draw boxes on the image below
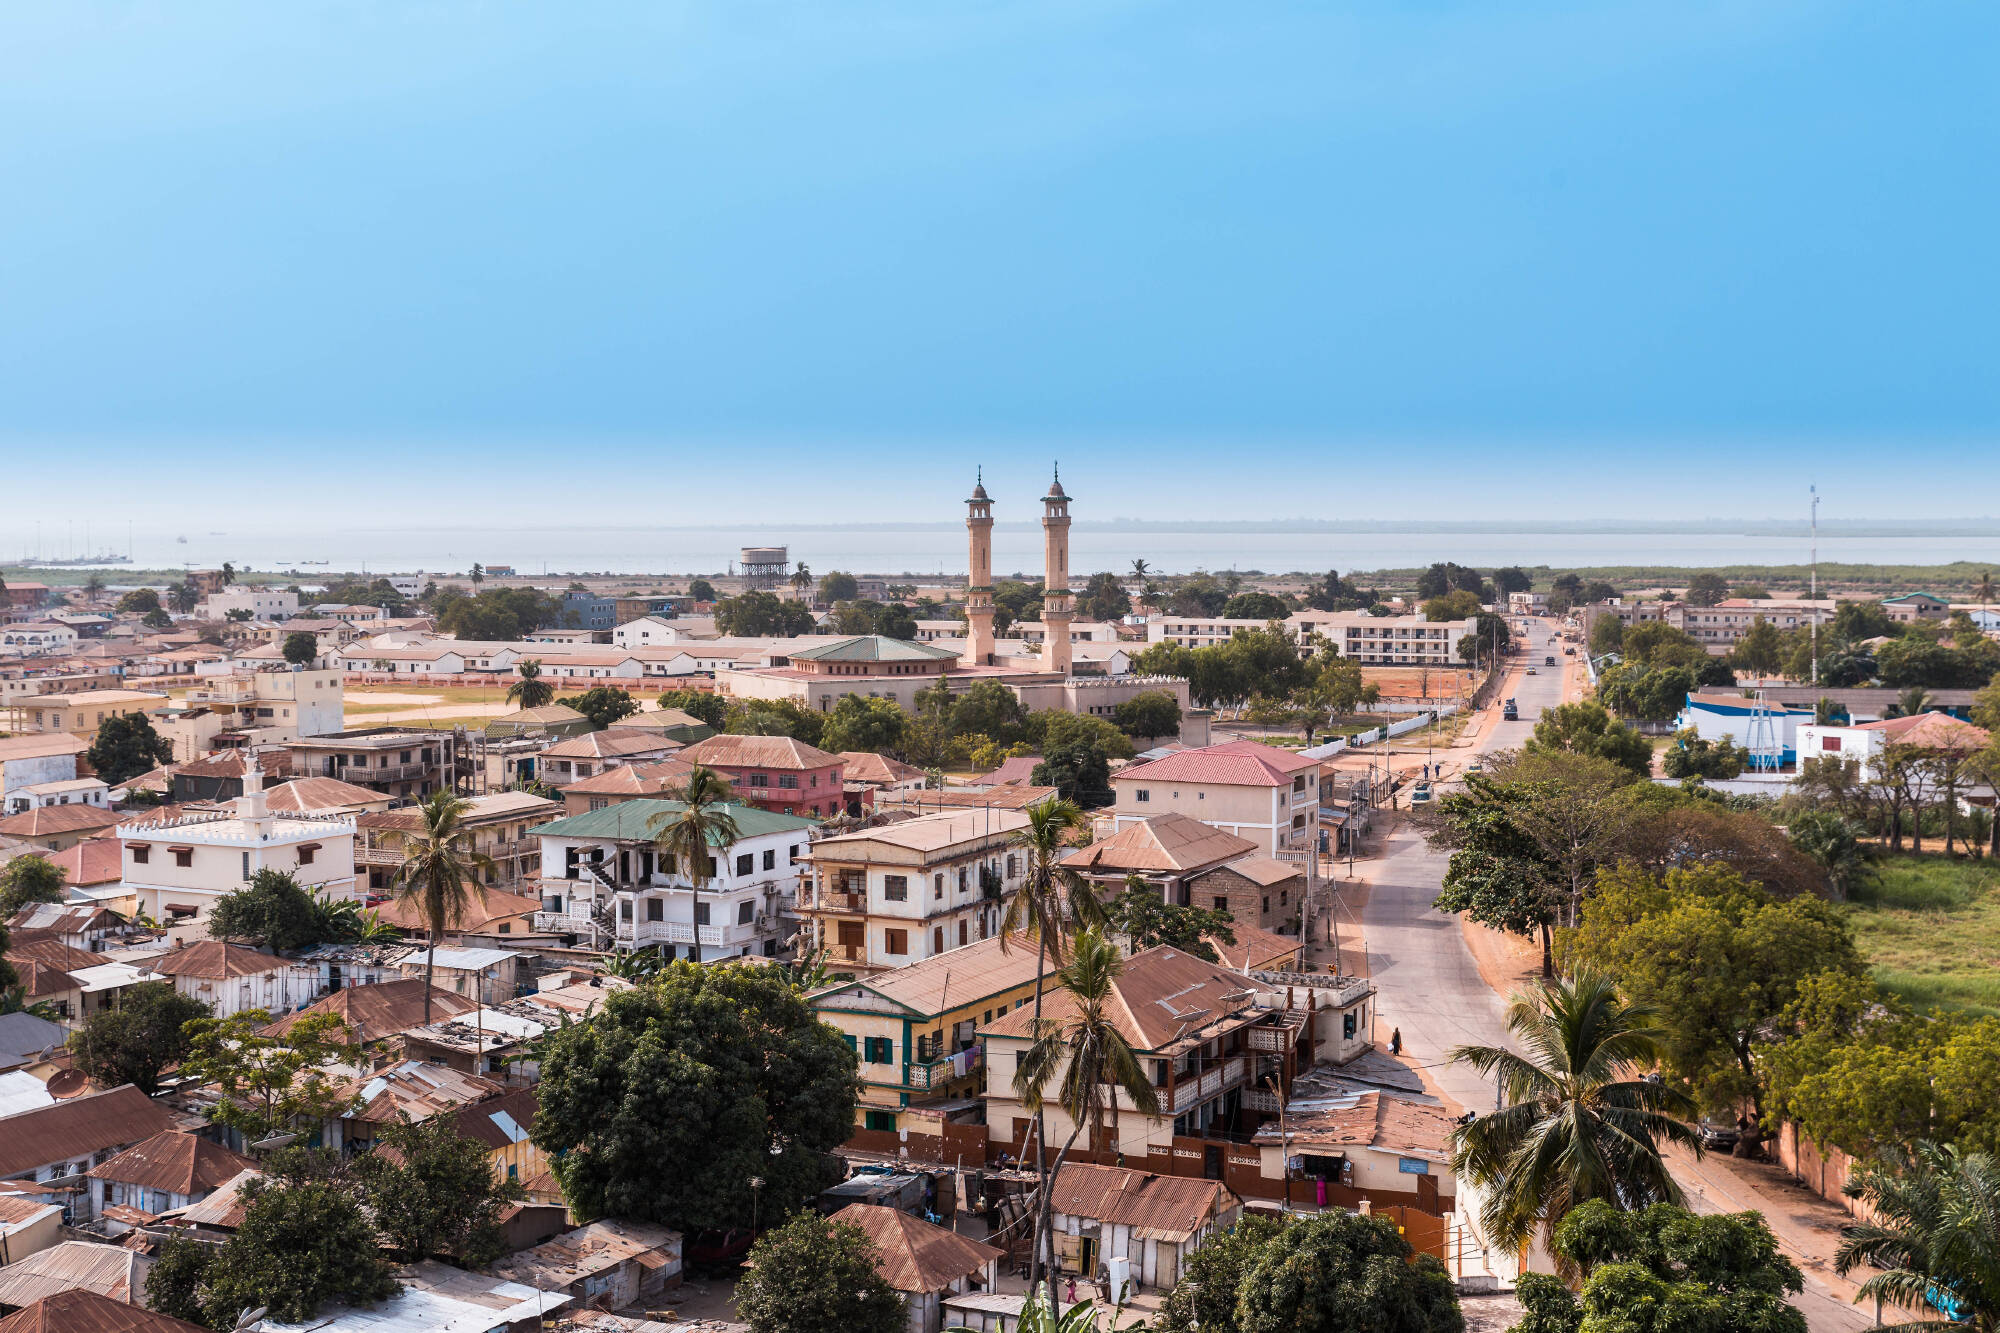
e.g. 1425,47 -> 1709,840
1390,1026 -> 1403,1056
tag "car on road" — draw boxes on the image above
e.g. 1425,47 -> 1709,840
1564,647 -> 1576,656
1544,655 -> 1556,665
1408,782 -> 1433,807
1465,762 -> 1482,775
1502,703 -> 1519,721
1525,667 -> 1537,675
1696,1119 -> 1741,1151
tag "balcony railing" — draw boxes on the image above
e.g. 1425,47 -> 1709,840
906,1045 -> 981,1090
533,911 -> 587,932
811,890 -> 865,912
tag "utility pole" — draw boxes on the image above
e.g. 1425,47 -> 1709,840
1810,485 -> 1820,688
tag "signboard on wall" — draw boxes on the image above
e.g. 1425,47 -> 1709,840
1398,1157 -> 1431,1175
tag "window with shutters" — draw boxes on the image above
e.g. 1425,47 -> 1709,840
884,876 -> 908,901
885,929 -> 908,955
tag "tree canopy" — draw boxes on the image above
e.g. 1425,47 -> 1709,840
734,1214 -> 906,1333
1526,701 -> 1654,779
71,982 -> 208,1094
208,868 -> 321,950
557,685 -> 639,730
714,589 -> 817,637
0,854 -> 66,920
353,1114 -> 525,1265
532,963 -> 857,1232
86,712 -> 173,784
1232,1210 -> 1463,1333
1102,881 -> 1235,961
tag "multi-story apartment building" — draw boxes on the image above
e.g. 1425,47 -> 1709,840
1146,617 -> 1279,649
531,798 -> 816,960
198,587 -> 299,621
1670,598 -> 1833,653
1289,612 -> 1478,666
157,666 -> 344,759
810,934 -> 1043,1133
356,790 -> 561,893
1108,741 -> 1321,857
799,810 -> 1032,972
119,785 -> 358,929
284,728 -> 456,804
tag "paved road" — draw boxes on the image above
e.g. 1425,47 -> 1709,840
1352,621 -> 1873,1331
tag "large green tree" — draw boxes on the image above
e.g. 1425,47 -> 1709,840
1561,863 -> 1862,1128
353,1114 -> 524,1265
86,713 -> 173,784
1526,701 -> 1653,779
70,981 -> 208,1094
281,630 -> 319,665
735,1213 -> 905,1333
1233,1210 -> 1463,1333
1157,1215 -> 1289,1332
1111,690 -> 1181,744
0,855 -> 66,919
1515,1199 -> 1805,1333
208,868 -> 319,950
818,694 -> 910,755
179,1011 -> 359,1143
532,963 -> 857,1232
1427,781 -> 1567,976
195,1159 -> 398,1327
556,685 -> 639,730
1103,878 -> 1234,961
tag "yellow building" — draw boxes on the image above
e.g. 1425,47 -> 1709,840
809,933 -> 1046,1133
4,689 -> 170,738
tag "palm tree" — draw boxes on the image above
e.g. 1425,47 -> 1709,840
648,764 -> 741,965
998,798 -> 1103,1293
389,790 -> 497,1024
83,573 -> 105,599
1896,686 -> 1933,719
506,659 -> 555,711
170,581 -> 199,614
1979,573 -> 1994,611
1450,970 -> 1701,1258
220,561 -> 235,586
791,562 -> 812,601
1129,558 -> 1149,584
1014,929 -> 1159,1300
1837,1142 -> 2000,1330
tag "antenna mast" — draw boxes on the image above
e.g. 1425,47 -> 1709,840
1810,486 -> 1819,689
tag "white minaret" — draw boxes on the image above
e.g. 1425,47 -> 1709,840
963,472 -> 997,668
1041,466 -> 1073,676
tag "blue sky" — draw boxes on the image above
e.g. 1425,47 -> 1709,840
0,1 -> 1994,525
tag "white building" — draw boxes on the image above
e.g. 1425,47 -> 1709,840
532,799 -> 818,961
1796,712 -> 1992,781
157,666 -> 345,757
611,615 -> 718,648
119,783 -> 359,931
1288,611 -> 1479,666
1147,617 -> 1283,648
799,810 -> 1032,973
200,587 -> 299,621
2,777 -> 109,816
0,624 -> 80,657
0,735 -> 86,806
1674,692 -> 1812,770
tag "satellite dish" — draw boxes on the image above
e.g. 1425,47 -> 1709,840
45,1070 -> 88,1099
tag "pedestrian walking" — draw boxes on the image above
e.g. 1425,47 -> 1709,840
1390,1026 -> 1403,1056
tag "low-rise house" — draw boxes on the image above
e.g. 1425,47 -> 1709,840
325,1061 -> 505,1154
144,941 -> 321,1019
266,977 -> 477,1048
491,1221 -> 683,1308
676,734 -> 855,820
0,737 -> 87,808
0,1016 -> 64,1074
830,1204 -> 1001,1333
1881,592 -> 1950,624
0,779 -> 108,817
799,811 -> 1032,973
0,1198 -> 64,1271
440,1086 -> 547,1190
392,946 -> 523,1004
1252,1067 -> 1459,1215
980,951 -> 1375,1179
371,889 -> 551,947
0,1085 -> 176,1222
86,1131 -> 257,1221
559,759 -> 697,815
1797,711 -> 1991,782
538,731 -> 681,785
169,748 -> 291,804
263,776 -> 395,816
1,690 -> 169,739
0,1288 -> 209,1333
1205,922 -> 1304,972
838,752 -> 928,798
283,727 -> 457,803
1185,856 -> 1308,934
607,707 -> 716,745
0,805 -> 124,853
1108,741 -> 1322,858
1041,1162 -> 1240,1289
534,800 -> 815,961
1062,813 -> 1261,906
811,934 -> 1044,1136
483,704 -> 593,741
355,791 -> 560,892
250,1259 -> 571,1333
7,905 -> 126,954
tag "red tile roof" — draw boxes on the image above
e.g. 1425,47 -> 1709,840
1063,814 -> 1257,876
1855,713 -> 1991,748
1115,740 -> 1318,789
680,734 -> 841,770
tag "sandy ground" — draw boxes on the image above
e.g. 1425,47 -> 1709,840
345,700 -> 520,725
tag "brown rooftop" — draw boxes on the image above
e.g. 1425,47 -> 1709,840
146,941 -> 293,980
1044,1162 -> 1236,1241
832,1203 -> 1001,1293
266,979 -> 477,1043
1063,813 -> 1257,876
0,1085 -> 175,1179
87,1130 -> 256,1197
0,1288 -> 209,1333
981,944 -> 1264,1052
679,733 -> 841,770
0,805 -> 124,839
561,758 -> 698,796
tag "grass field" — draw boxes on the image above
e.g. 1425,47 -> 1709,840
1845,855 -> 2000,1016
